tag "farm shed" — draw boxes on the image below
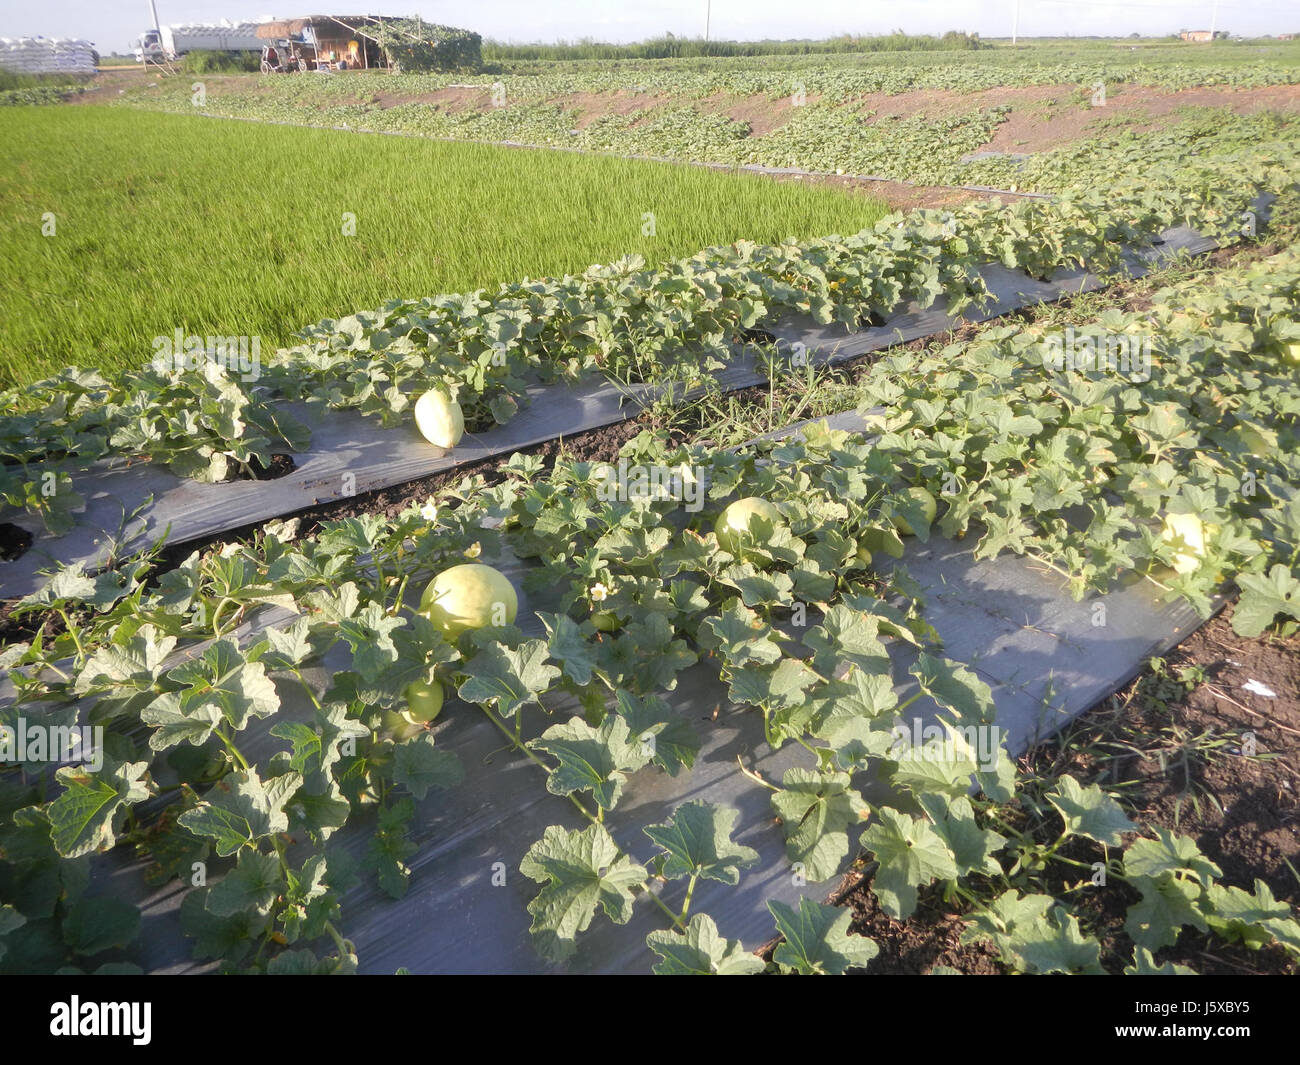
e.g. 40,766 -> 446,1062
255,16 -> 385,69
254,15 -> 481,71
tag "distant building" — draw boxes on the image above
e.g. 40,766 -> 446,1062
256,15 -> 387,69
1180,30 -> 1213,42
254,15 -> 480,71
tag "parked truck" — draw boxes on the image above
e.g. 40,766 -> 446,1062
134,22 -> 266,63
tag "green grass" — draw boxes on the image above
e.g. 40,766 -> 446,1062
0,107 -> 887,386
482,31 -> 984,63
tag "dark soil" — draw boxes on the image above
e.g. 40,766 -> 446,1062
214,452 -> 295,483
833,870 -> 1005,974
0,596 -> 67,647
553,90 -> 673,129
0,523 -> 32,563
247,453 -> 296,481
832,602 -> 1300,975
1034,602 -> 1300,975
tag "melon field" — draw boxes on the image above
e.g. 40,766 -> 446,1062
0,34 -> 1298,989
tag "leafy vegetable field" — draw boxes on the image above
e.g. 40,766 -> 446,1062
2,121 -> 1291,531
1,46 -> 1299,977
3,216 -> 1300,973
116,43 -> 1300,192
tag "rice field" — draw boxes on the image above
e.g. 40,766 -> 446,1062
0,107 -> 887,385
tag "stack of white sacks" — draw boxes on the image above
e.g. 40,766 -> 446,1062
0,38 -> 97,75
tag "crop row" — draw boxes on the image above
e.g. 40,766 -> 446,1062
3,133 -> 1294,534
490,39 -> 1300,86
122,72 -> 1300,192
2,236 -> 1299,971
132,47 -> 1300,107
127,87 -> 1011,186
0,86 -> 82,107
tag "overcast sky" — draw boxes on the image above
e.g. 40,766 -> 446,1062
2,1 -> 1296,55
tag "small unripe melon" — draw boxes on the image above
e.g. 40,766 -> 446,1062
892,487 -> 937,537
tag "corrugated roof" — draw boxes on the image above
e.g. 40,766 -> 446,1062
255,16 -> 385,40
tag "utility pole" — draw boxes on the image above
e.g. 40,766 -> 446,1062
1012,0 -> 1020,46
705,0 -> 711,42
1209,0 -> 1219,38
148,0 -> 161,33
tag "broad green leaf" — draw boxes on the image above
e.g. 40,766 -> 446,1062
1131,403 -> 1198,453
698,599 -> 783,667
168,638 -> 280,732
61,897 -> 140,956
1204,879 -> 1299,953
616,612 -> 697,691
803,605 -> 891,678
0,905 -> 26,962
531,715 -> 651,810
178,768 -> 302,857
918,794 -> 1007,878
1123,829 -> 1222,884
337,604 -> 406,681
73,626 -> 177,696
391,733 -> 464,800
263,617 -> 318,668
1047,776 -> 1136,846
458,638 -> 560,718
539,612 -> 599,686
49,758 -> 151,858
721,566 -> 794,608
179,888 -> 264,966
613,689 -> 699,776
302,581 -> 360,623
860,806 -> 958,919
140,691 -> 223,751
911,654 -> 996,726
643,802 -> 758,885
266,943 -> 357,975
1125,874 -> 1208,951
266,949 -> 322,975
1125,947 -> 1196,975
206,850 -> 283,918
812,668 -> 899,747
727,657 -> 820,712
889,722 -> 984,798
1231,564 -> 1300,637
962,889 -> 1054,944
19,563 -> 96,608
768,898 -> 878,975
1010,908 -> 1106,975
771,768 -> 867,884
367,799 -> 417,900
520,823 -> 648,962
963,891 -> 1102,974
270,703 -> 367,780
288,786 -> 352,843
646,913 -> 765,975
